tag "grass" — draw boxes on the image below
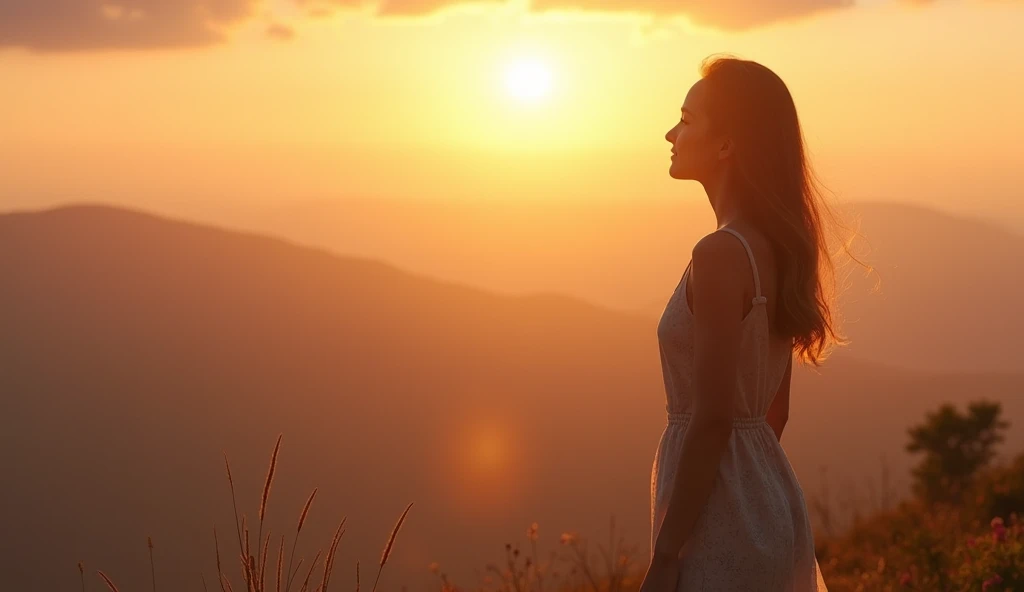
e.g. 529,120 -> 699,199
814,451 -> 1024,592
79,436 -> 1022,592
427,516 -> 644,592
427,452 -> 1024,592
84,434 -> 413,592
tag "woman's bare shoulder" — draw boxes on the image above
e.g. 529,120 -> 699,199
690,230 -> 750,291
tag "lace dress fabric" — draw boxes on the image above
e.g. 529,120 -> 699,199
650,227 -> 828,591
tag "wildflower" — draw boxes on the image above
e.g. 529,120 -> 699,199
428,562 -> 440,574
899,572 -> 912,586
560,532 -> 575,545
967,536 -> 976,548
982,574 -> 1003,591
527,522 -> 539,541
992,516 -> 1007,542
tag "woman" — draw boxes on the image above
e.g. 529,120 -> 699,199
644,56 -> 849,591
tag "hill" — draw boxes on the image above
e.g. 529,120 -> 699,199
227,198 -> 1024,373
1,204 -> 1022,591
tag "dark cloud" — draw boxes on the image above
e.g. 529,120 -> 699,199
0,0 -> 857,53
375,0 -> 501,16
296,0 -> 855,29
530,0 -> 855,30
306,5 -> 337,18
0,0 -> 258,51
265,22 -> 296,40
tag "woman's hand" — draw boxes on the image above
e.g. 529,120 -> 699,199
638,551 -> 679,592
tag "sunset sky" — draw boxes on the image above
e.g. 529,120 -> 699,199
5,5 -> 1024,589
2,0 -> 1023,223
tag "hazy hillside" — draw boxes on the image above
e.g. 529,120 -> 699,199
221,198 -> 1024,373
1,205 -> 1022,591
837,201 -> 1024,374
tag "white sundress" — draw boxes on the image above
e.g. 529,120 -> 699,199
650,227 -> 828,591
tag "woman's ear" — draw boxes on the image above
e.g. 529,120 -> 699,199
717,137 -> 734,161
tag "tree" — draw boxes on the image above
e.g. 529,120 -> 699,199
906,400 -> 1009,503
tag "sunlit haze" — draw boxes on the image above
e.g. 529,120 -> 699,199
2,1 -> 1023,226
3,1 -> 1024,591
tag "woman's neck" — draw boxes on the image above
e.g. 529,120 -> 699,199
701,167 -> 749,229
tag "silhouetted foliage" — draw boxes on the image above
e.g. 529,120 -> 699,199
905,400 -> 1009,503
86,401 -> 1024,592
817,400 -> 1024,591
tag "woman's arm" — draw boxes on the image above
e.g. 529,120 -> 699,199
651,232 -> 749,565
766,354 -> 792,442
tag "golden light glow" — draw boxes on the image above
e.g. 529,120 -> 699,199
3,2 -> 1024,218
469,423 -> 506,470
436,411 -> 526,513
503,58 -> 552,103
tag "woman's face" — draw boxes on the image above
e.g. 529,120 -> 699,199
665,79 -> 727,183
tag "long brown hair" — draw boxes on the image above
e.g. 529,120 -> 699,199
699,55 -> 869,366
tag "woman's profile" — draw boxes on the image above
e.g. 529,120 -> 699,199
643,56 -> 849,592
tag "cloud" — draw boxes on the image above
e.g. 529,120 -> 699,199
265,22 -> 296,40
374,0 -> 503,17
0,0 -> 857,52
0,0 -> 258,51
533,0 -> 854,30
306,5 -> 337,17
296,0 -> 855,29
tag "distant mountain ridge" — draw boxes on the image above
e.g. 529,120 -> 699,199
1,204 -> 1021,591
214,197 -> 1024,373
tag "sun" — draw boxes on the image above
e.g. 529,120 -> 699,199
503,58 -> 552,103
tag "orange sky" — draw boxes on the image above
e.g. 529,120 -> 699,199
2,0 -> 1023,223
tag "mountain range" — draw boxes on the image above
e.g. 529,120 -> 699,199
1,203 -> 1021,591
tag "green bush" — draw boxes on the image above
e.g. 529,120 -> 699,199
817,452 -> 1024,592
906,400 -> 1009,504
949,514 -> 1024,591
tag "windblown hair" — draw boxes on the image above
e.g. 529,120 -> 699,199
698,55 -> 870,366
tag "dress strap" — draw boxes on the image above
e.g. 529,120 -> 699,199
717,227 -> 766,304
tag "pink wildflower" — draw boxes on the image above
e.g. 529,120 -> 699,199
982,574 -> 1003,591
992,516 -> 1007,542
527,522 -> 539,542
